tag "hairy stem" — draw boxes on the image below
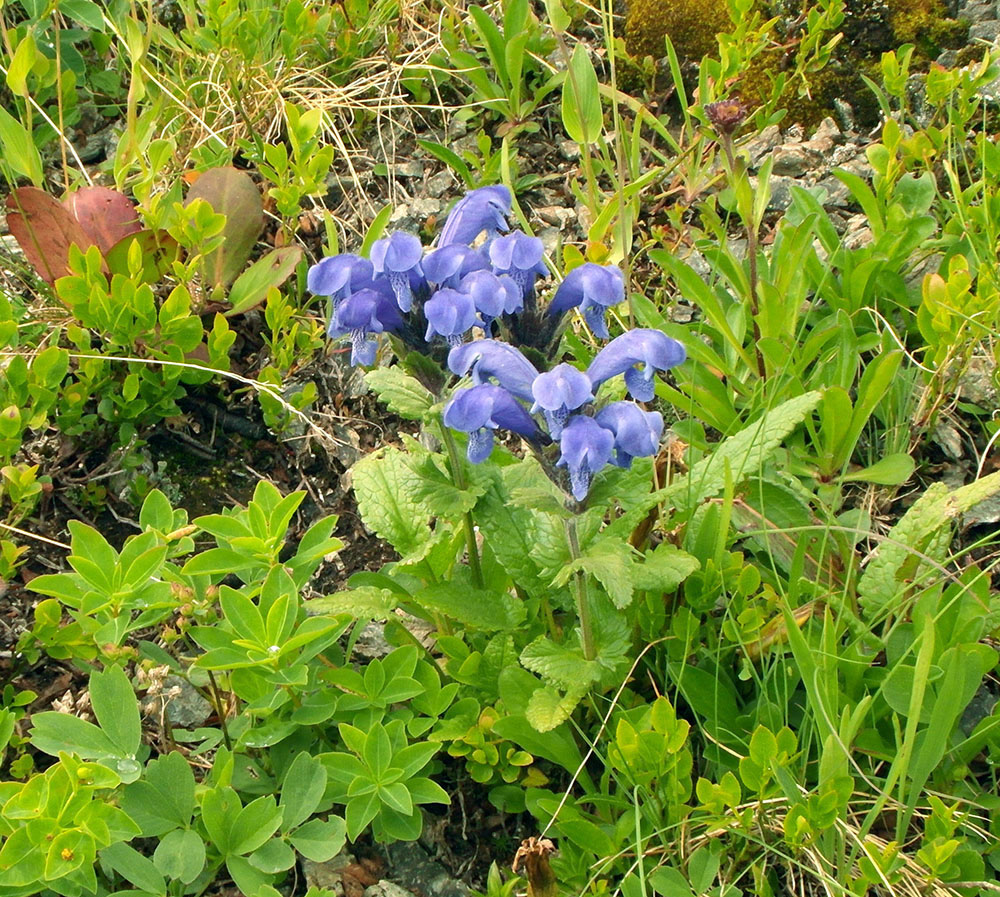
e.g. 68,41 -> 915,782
440,424 -> 485,589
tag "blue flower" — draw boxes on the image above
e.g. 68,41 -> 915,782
548,263 -> 625,339
424,288 -> 479,347
370,232 -> 424,312
438,185 -> 512,247
595,402 -> 663,468
587,329 -> 686,401
448,339 -> 539,401
530,363 -> 594,439
328,287 -> 403,366
489,232 -> 547,297
422,244 -> 489,290
557,415 -> 615,502
307,254 -> 374,304
458,270 -> 523,331
443,384 -> 539,463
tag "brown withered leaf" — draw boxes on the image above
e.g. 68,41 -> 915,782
63,186 -> 142,255
6,187 -> 95,285
513,837 -> 557,897
185,166 -> 263,286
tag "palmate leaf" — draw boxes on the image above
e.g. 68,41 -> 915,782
519,637 -> 601,690
858,470 -> 1000,615
552,538 -> 636,609
525,681 -> 590,733
364,367 -> 435,421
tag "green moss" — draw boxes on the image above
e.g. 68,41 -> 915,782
890,0 -> 969,60
624,0 -> 730,61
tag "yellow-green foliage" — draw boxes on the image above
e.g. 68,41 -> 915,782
890,0 -> 969,56
624,0 -> 731,60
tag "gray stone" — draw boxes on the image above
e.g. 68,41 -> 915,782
385,841 -> 469,897
535,206 -> 576,228
158,676 -> 212,729
936,49 -> 960,68
365,883 -> 415,897
842,214 -> 873,250
963,492 -> 1000,527
770,143 -> 825,177
426,171 -> 454,199
833,98 -> 856,134
743,124 -> 782,168
762,174 -> 798,211
814,175 -> 853,208
969,19 -> 1000,41
960,0 -> 996,20
391,162 -> 424,178
537,226 -> 561,256
958,355 -> 999,406
558,139 -> 580,161
303,852 -> 355,896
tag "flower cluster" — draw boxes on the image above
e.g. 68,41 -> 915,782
307,186 -> 686,501
445,331 -> 684,501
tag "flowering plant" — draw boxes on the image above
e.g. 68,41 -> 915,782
308,185 -> 696,734
308,185 -> 685,506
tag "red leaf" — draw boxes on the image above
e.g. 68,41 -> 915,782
6,187 -> 95,285
63,186 -> 142,255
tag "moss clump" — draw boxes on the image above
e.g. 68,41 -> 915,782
890,0 -> 968,60
624,0 -> 730,61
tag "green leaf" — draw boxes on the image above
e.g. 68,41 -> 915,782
561,44 -> 602,145
120,753 -> 195,836
0,106 -> 44,185
414,580 -> 525,631
520,637 -> 601,689
279,752 -> 328,831
632,544 -> 700,592
181,547 -> 257,577
226,246 -> 302,316
345,791 -> 380,841
90,665 -> 141,755
551,539 -> 635,609
30,712 -> 118,761
525,682 -> 588,732
100,843 -> 166,896
248,839 -> 296,874
839,452 -> 915,485
404,452 -> 487,518
605,392 -> 822,542
289,817 -> 347,862
364,367 -> 435,420
352,448 -> 434,560
858,470 -> 1000,614
305,586 -> 397,619
230,795 -> 283,856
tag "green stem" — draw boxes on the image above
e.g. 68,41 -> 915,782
206,670 -> 232,752
566,516 -> 596,662
440,425 -> 485,589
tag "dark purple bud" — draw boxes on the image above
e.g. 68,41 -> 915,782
595,402 -> 663,468
587,329 -> 686,401
443,384 -> 539,463
423,244 -> 490,290
489,232 -> 547,297
307,254 -> 374,303
448,339 -> 539,401
704,99 -> 747,136
424,288 -> 479,347
548,263 -> 625,340
530,363 -> 594,439
557,415 -> 615,502
370,232 -> 424,312
438,185 -> 512,247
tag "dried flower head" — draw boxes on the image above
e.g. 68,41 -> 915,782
704,99 -> 747,136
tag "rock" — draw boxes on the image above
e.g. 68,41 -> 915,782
933,420 -> 965,461
155,676 -> 212,729
303,851 -> 355,896
353,621 -> 391,659
537,226 -> 561,256
558,139 -> 580,161
770,143 -> 825,177
743,124 -> 782,168
759,174 -> 797,211
391,162 -> 424,179
535,206 -> 576,228
365,883 -> 415,897
842,214 -> 873,250
964,492 -> 1000,527
833,98 -> 857,134
958,355 -> 999,406
960,0 -> 997,23
969,19 -> 1000,40
814,175 -> 853,208
384,841 -> 469,897
426,171 -> 454,199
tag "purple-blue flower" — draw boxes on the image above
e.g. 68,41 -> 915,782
424,288 -> 478,347
443,384 -> 539,463
448,339 -> 539,401
530,363 -> 594,439
587,329 -> 686,401
489,232 -> 547,297
370,232 -> 424,312
307,254 -> 374,303
328,288 -> 403,366
422,244 -> 489,289
458,270 -> 523,331
595,402 -> 663,468
438,185 -> 512,247
557,415 -> 615,502
548,263 -> 625,339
